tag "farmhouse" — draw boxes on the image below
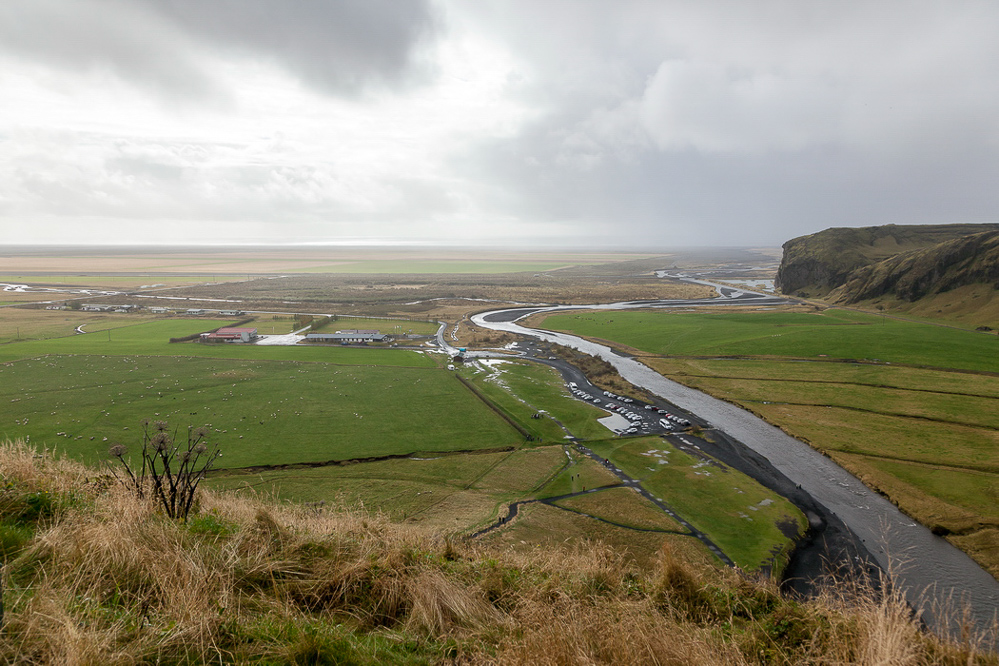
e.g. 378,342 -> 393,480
218,310 -> 244,316
200,327 -> 258,343
186,309 -> 206,315
150,307 -> 169,314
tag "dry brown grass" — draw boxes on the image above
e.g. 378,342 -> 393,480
1,441 -> 995,665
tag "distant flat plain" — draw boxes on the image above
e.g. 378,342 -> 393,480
0,246 -> 656,278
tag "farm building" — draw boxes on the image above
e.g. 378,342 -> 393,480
306,331 -> 388,343
200,327 -> 258,343
150,307 -> 169,314
218,310 -> 244,316
186,309 -> 206,315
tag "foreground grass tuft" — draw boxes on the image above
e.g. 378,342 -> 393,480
0,441 -> 995,664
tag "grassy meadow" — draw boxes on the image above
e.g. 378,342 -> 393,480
0,355 -> 521,468
0,304 -> 820,577
0,318 -> 434,365
465,360 -> 615,442
539,307 -> 999,577
541,307 -> 999,372
208,446 -> 568,532
585,436 -> 805,573
0,308 -> 165,345
0,318 -> 522,471
5,444 -> 981,665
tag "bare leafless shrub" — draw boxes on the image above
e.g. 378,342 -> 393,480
108,419 -> 221,521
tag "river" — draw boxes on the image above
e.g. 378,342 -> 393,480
471,303 -> 999,643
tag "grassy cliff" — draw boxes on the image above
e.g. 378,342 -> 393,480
775,223 -> 999,298
1,442 -> 995,665
830,229 -> 999,304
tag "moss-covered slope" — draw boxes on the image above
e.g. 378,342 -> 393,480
775,223 -> 999,298
776,224 -> 999,302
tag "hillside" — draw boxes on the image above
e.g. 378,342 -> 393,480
829,229 -> 999,304
775,223 -> 999,298
1,441 -> 994,664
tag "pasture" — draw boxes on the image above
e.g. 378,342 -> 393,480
541,307 -> 999,373
0,354 -> 519,468
539,309 -> 999,577
0,319 -> 434,366
0,318 -> 518,469
465,360 -> 614,442
585,436 -> 805,573
208,446 -> 568,532
0,309 -> 164,345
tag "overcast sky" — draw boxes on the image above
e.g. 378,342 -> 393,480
2,1 -> 998,248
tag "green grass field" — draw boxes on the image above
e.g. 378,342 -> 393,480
208,446 -> 568,532
585,437 -> 805,573
552,487 -> 686,532
464,360 -> 617,442
533,454 -> 621,498
539,309 -> 999,577
0,319 -> 434,366
541,308 -> 999,372
0,309 -> 166,345
0,311 -> 808,574
0,318 -> 518,469
478,501 -> 715,569
0,354 -> 521,468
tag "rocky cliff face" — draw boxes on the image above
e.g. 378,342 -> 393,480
775,223 -> 999,298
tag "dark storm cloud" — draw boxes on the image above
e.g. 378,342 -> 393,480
145,0 -> 441,94
459,111 -> 999,247
0,0 -> 441,98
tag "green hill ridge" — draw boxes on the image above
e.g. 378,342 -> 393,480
775,223 -> 999,298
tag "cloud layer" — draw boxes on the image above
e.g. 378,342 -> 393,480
2,1 -> 998,247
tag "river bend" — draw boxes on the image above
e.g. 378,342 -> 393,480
471,304 -> 999,641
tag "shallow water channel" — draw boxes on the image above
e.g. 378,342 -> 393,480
470,305 -> 999,642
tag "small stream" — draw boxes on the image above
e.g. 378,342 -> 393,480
471,304 -> 999,642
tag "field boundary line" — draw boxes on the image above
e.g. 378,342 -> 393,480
742,399 -> 999,432
454,374 -> 533,440
662,373 -> 999,400
213,446 -> 516,474
834,450 -> 999,478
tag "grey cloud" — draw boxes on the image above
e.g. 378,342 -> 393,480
457,108 -> 999,247
146,0 -> 442,95
445,1 -> 999,245
0,0 -> 219,100
0,0 -> 441,99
